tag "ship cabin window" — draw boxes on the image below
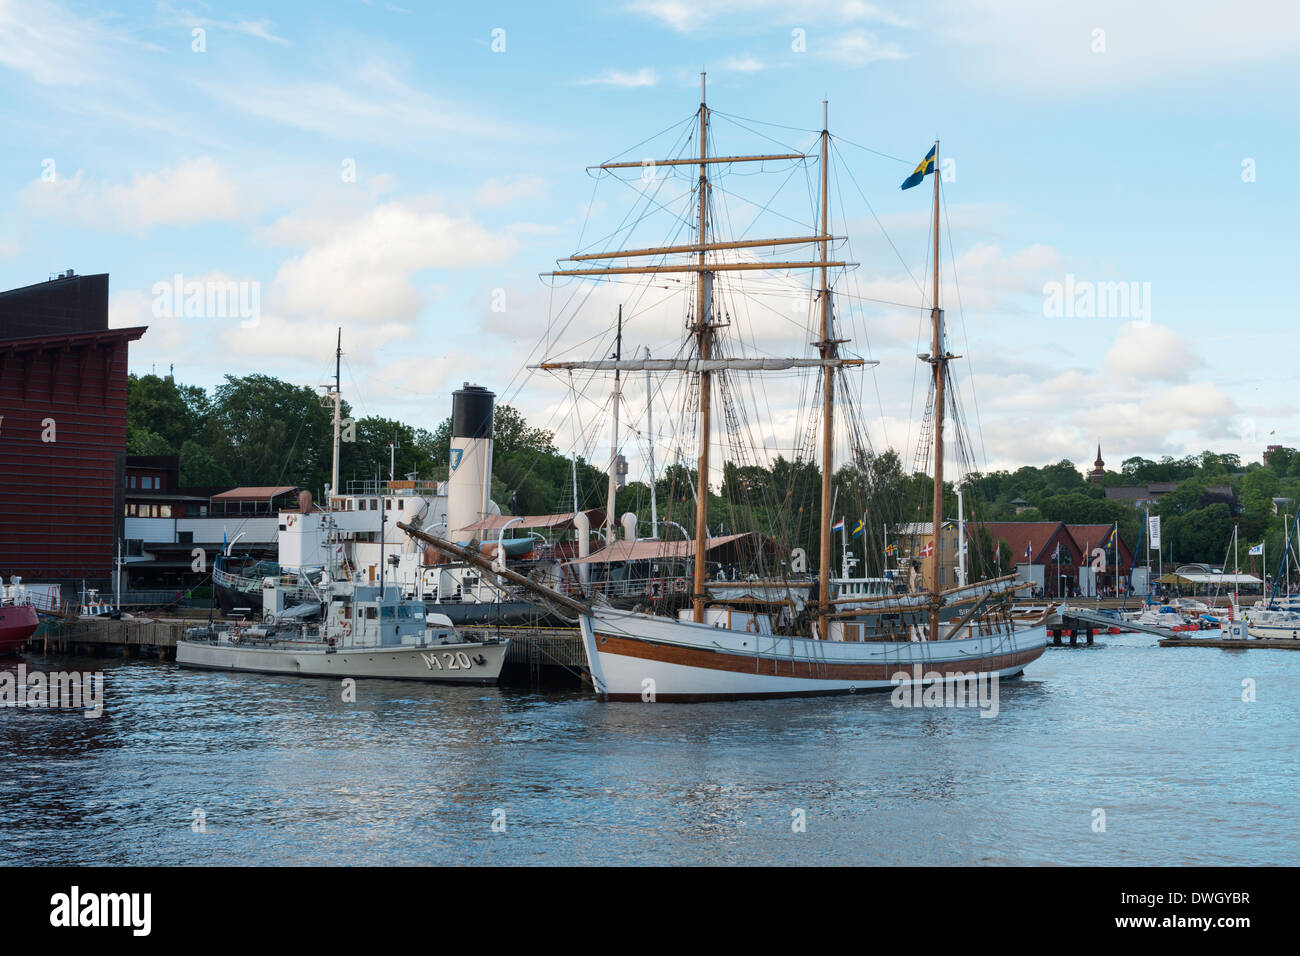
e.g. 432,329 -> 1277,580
365,607 -> 378,620
128,475 -> 137,488
159,505 -> 172,518
380,605 -> 394,620
371,499 -> 379,511
385,499 -> 392,511
358,499 -> 367,511
397,500 -> 404,511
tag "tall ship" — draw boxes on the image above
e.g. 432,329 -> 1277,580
406,78 -> 1051,701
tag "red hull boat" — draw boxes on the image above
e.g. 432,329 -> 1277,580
0,603 -> 39,654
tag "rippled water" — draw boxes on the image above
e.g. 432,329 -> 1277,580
2,633 -> 1296,866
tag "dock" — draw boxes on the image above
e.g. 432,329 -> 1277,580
1158,636 -> 1300,651
25,618 -> 590,685
1058,605 -> 1182,639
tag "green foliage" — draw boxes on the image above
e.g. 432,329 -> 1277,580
125,374 -> 1291,569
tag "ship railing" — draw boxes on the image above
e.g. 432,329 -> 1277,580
1,585 -> 61,613
559,574 -> 696,599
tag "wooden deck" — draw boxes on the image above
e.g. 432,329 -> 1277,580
1158,636 -> 1300,650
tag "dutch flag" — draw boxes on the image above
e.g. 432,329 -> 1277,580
831,518 -> 845,533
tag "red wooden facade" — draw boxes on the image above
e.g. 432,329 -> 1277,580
0,274 -> 145,586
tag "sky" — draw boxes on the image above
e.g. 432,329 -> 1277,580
2,0 -> 1297,484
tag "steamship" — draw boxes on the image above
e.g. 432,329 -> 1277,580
214,379 -> 575,628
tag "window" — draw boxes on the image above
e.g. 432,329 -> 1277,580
128,475 -> 137,488
365,607 -> 378,620
385,499 -> 392,511
398,500 -> 404,511
159,505 -> 172,518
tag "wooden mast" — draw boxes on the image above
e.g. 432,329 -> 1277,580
817,101 -> 834,633
605,305 -> 623,546
928,140 -> 945,639
692,72 -> 712,623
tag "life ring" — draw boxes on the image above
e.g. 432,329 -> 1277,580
341,621 -> 352,637
673,578 -> 687,593
746,617 -> 759,634
649,578 -> 663,598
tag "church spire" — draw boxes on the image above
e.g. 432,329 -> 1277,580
1088,444 -> 1105,482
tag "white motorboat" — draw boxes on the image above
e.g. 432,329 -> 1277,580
177,581 -> 509,683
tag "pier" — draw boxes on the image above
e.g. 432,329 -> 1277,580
25,617 -> 589,685
1057,605 -> 1182,640
1158,636 -> 1300,651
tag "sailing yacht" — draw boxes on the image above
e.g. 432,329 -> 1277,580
407,79 -> 1049,700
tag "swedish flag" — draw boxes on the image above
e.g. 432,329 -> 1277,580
852,517 -> 865,538
900,145 -> 936,190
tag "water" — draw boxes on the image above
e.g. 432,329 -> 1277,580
2,634 -> 1296,865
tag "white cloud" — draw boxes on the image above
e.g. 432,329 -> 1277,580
626,0 -> 910,33
720,55 -> 766,73
156,3 -> 289,45
20,157 -> 250,231
577,68 -> 659,87
1104,323 -> 1202,384
823,30 -> 906,66
477,176 -> 545,207
193,59 -> 528,147
266,199 -> 517,329
0,0 -> 148,86
938,0 -> 1300,92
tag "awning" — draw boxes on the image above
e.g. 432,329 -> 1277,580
1156,572 -> 1263,585
455,509 -> 605,533
565,533 -> 753,566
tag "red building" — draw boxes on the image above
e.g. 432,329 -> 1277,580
0,272 -> 146,589
981,521 -> 1084,598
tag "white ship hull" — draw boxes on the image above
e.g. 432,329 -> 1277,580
1245,623 -> 1300,640
176,637 -> 509,683
578,607 -> 1047,701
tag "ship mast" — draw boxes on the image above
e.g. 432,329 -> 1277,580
534,84 -> 875,630
605,305 -> 623,546
816,100 -> 835,632
691,72 -> 712,623
331,328 -> 342,502
927,141 -> 945,639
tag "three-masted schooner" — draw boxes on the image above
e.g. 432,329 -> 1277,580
405,77 -> 1050,700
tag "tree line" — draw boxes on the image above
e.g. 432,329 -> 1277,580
128,373 -> 1290,572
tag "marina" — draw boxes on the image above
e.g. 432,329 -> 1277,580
4,626 -> 1298,867
0,2 -> 1295,893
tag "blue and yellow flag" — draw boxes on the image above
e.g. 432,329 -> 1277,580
900,145 -> 936,190
852,517 -> 865,538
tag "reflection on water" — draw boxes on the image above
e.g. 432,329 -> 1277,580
2,634 -> 1296,865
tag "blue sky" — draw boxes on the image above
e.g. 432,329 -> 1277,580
2,0 -> 1297,477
